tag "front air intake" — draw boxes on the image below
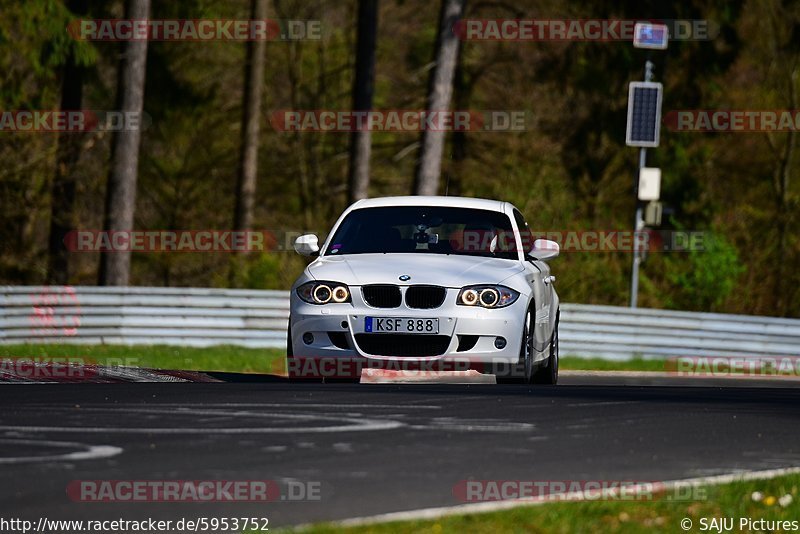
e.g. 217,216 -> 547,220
405,285 -> 446,309
362,284 -> 402,308
354,334 -> 451,357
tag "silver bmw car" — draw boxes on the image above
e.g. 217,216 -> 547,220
288,196 -> 560,384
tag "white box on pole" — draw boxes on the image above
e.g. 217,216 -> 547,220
638,167 -> 661,201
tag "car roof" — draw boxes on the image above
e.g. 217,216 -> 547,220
349,196 -> 508,212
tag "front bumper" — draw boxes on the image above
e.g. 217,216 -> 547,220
289,286 -> 526,365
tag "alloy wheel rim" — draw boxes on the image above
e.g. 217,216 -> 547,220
525,311 -> 533,378
552,328 -> 559,376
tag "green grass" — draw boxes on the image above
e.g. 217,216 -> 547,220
293,473 -> 800,533
0,345 -> 724,375
560,356 -> 666,372
0,345 -> 667,375
0,344 -> 286,375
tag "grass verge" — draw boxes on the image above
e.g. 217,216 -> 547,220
294,472 -> 800,533
0,344 -> 286,375
0,344 -> 711,375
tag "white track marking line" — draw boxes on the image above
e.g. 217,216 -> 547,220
0,438 -> 122,464
325,466 -> 800,528
565,401 -> 639,407
14,403 -> 443,410
0,414 -> 405,434
0,407 -> 409,434
561,370 -> 800,380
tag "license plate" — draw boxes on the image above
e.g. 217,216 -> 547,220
365,317 -> 439,334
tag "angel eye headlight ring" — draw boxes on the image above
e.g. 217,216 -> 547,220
479,288 -> 500,307
331,285 -> 350,303
313,284 -> 332,304
461,289 -> 479,306
457,285 -> 519,308
297,281 -> 352,305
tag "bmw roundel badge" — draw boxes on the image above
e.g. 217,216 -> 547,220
399,275 -> 411,281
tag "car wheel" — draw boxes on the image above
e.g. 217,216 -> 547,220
497,307 -> 533,384
286,319 -> 299,381
532,309 -> 559,385
286,319 -> 293,357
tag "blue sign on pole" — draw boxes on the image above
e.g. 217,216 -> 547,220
633,22 -> 669,50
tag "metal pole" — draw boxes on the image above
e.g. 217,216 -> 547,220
630,59 -> 654,308
630,147 -> 646,308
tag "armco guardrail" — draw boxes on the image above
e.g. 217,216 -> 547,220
1,286 -> 289,349
3,286 -> 800,360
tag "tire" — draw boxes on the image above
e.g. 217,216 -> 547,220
496,307 -> 534,384
286,319 -> 293,357
532,310 -> 559,385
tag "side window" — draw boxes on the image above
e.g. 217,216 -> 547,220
512,209 -> 532,255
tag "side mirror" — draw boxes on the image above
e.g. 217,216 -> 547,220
294,234 -> 320,256
530,239 -> 559,261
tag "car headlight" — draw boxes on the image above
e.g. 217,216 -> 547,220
457,285 -> 519,308
297,281 -> 351,304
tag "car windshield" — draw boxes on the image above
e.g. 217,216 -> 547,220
324,206 -> 517,259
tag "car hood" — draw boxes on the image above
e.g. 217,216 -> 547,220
306,253 -> 524,287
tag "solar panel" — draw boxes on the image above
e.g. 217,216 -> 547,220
626,82 -> 663,147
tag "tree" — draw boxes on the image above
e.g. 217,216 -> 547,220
347,0 -> 379,203
47,0 -> 89,285
758,0 -> 799,315
98,0 -> 150,286
413,0 -> 465,196
231,0 -> 268,284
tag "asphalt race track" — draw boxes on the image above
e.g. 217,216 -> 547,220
1,377 -> 799,528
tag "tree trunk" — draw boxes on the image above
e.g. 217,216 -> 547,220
771,71 -> 796,316
47,0 -> 88,284
286,41 -> 312,229
234,0 -> 268,234
445,41 -> 468,196
347,0 -> 379,203
230,0 -> 268,285
98,0 -> 150,286
413,0 -> 465,196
